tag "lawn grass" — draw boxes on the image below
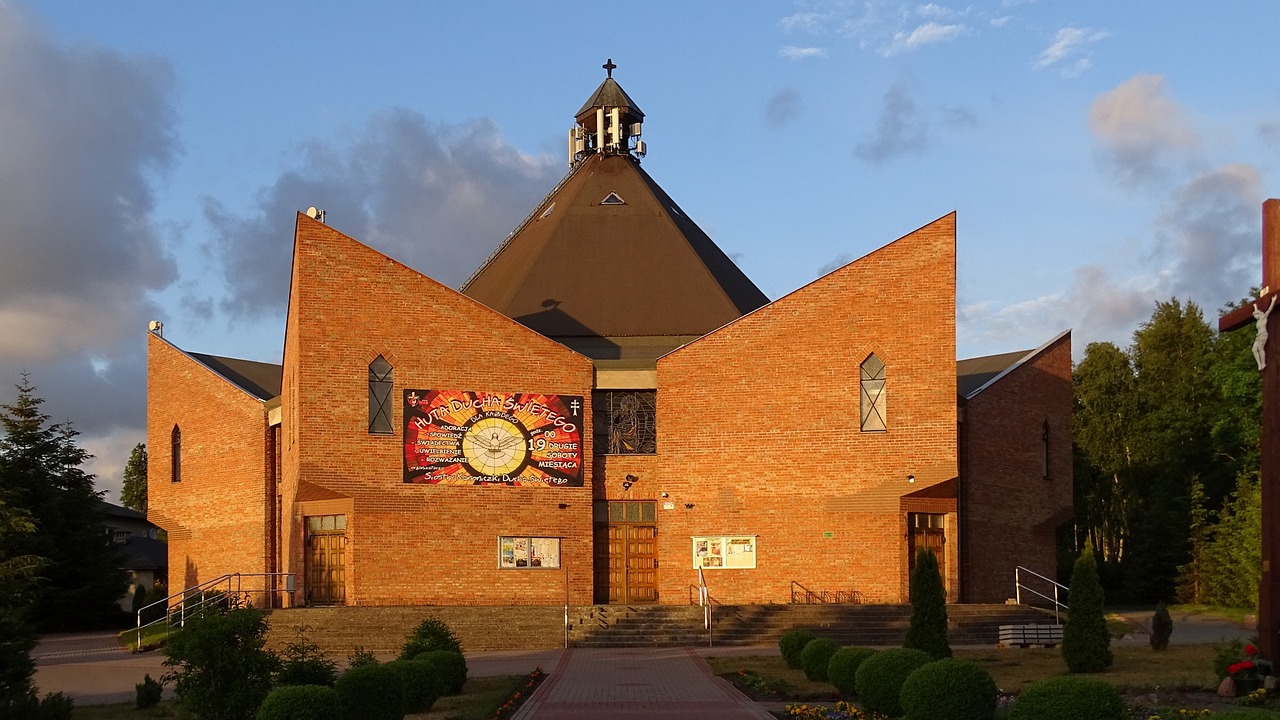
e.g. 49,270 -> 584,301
70,674 -> 529,720
119,623 -> 171,652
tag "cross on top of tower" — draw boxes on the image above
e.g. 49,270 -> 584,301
603,58 -> 617,78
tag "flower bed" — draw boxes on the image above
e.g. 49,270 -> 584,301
490,666 -> 546,720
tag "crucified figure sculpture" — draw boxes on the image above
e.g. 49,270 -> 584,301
1253,296 -> 1276,370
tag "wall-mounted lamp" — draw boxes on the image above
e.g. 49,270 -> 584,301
684,503 -> 695,510
660,492 -> 669,498
557,503 -> 569,509
907,474 -> 916,483
622,474 -> 638,491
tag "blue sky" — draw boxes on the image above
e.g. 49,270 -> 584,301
2,1 -> 1277,500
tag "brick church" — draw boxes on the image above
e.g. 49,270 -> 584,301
147,64 -> 1073,609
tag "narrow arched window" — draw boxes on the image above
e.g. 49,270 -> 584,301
860,354 -> 887,432
171,425 -> 182,483
368,356 -> 394,435
1041,420 -> 1051,479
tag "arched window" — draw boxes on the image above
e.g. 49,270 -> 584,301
1041,420 -> 1051,479
171,425 -> 182,483
368,356 -> 394,435
860,354 -> 886,432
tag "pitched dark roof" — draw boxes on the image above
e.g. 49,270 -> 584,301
116,536 -> 168,570
189,353 -> 283,401
956,349 -> 1031,399
97,499 -> 146,521
575,76 -> 645,121
461,153 -> 769,342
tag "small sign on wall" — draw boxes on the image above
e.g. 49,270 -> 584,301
692,535 -> 756,569
498,536 -> 561,569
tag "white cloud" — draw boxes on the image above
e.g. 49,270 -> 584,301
780,46 -> 828,61
883,22 -> 966,56
1035,27 -> 1110,75
1089,74 -> 1201,190
778,12 -> 828,34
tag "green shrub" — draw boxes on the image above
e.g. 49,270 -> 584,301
412,650 -> 467,695
135,673 -> 163,709
1006,675 -> 1125,720
383,659 -> 441,712
826,646 -> 877,695
334,663 -> 405,720
276,626 -> 338,687
347,647 -> 378,670
904,547 -> 951,659
1150,602 -> 1172,651
162,604 -> 279,720
778,629 -> 818,670
799,638 -> 842,682
1062,542 -> 1112,672
398,616 -> 462,660
0,691 -> 75,720
255,685 -> 342,720
900,658 -> 997,720
854,647 -> 933,717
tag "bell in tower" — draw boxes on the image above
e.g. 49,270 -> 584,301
569,59 -> 646,167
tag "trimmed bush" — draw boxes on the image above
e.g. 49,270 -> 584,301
334,663 -> 405,720
412,650 -> 467,695
256,685 -> 342,720
1062,542 -> 1112,673
778,629 -> 818,670
899,658 -> 997,720
1006,675 -> 1125,720
826,646 -> 877,695
135,673 -> 163,709
398,617 -> 462,660
799,638 -> 842,682
904,547 -> 951,659
383,660 -> 441,713
1150,602 -> 1173,651
854,647 -> 932,718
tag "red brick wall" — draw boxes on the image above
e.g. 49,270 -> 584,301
147,334 -> 271,598
281,215 -> 597,606
959,332 -> 1073,602
656,215 -> 958,604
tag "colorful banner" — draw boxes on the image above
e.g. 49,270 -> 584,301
404,390 -> 584,486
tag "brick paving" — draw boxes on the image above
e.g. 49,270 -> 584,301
33,632 -> 171,706
512,647 -> 774,720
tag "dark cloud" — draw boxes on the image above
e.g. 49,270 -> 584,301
817,252 -> 853,276
205,111 -> 563,318
1155,164 -> 1261,304
855,80 -> 928,164
765,88 -> 803,129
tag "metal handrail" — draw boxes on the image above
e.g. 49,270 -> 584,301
134,572 -> 294,646
697,568 -> 713,647
1015,566 -> 1068,623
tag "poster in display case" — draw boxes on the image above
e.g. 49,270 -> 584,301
498,536 -> 561,569
692,535 -> 756,569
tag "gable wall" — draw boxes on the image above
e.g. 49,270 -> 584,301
656,215 -> 959,604
960,332 -> 1073,602
283,216 -> 597,605
147,334 -> 272,599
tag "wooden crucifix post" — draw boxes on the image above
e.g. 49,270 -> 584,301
1219,198 -> 1280,661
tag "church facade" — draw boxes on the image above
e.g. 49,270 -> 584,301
147,65 -> 1072,609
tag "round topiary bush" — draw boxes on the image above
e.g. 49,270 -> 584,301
779,629 -> 818,670
334,663 -> 406,720
826,646 -> 877,696
800,638 -> 842,682
383,659 -> 442,713
899,658 -> 997,720
854,647 -> 933,717
412,650 -> 468,695
1006,675 -> 1125,720
256,685 -> 342,720
398,616 -> 463,660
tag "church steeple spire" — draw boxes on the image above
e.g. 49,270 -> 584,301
569,59 -> 646,167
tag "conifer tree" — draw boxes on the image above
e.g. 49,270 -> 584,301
0,376 -> 124,629
1062,541 -> 1112,672
121,443 -> 148,515
904,547 -> 951,659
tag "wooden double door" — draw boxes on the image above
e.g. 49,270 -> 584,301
305,515 -> 347,605
594,501 -> 658,604
907,512 -> 946,592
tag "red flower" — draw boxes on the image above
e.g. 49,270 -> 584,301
1246,644 -> 1258,656
1229,660 -> 1255,676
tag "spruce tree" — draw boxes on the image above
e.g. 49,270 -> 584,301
0,376 -> 125,629
904,547 -> 951,659
121,443 -> 148,515
1062,541 -> 1112,672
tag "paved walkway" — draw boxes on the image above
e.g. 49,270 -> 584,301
33,632 -> 170,706
512,647 -> 774,720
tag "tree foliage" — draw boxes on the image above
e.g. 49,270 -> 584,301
121,443 -> 148,515
0,376 -> 124,629
904,547 -> 951,659
0,497 -> 45,701
1062,542 -> 1112,673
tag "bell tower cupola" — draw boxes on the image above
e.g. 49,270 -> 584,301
569,59 -> 646,167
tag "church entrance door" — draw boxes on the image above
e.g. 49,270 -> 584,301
305,514 -> 347,606
907,512 -> 946,594
594,501 -> 658,604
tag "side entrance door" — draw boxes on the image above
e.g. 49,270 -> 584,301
305,514 -> 347,606
907,512 -> 946,594
594,501 -> 658,604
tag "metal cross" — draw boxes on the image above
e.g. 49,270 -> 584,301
603,58 -> 617,78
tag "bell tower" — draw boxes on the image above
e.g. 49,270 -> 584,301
569,59 -> 646,166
